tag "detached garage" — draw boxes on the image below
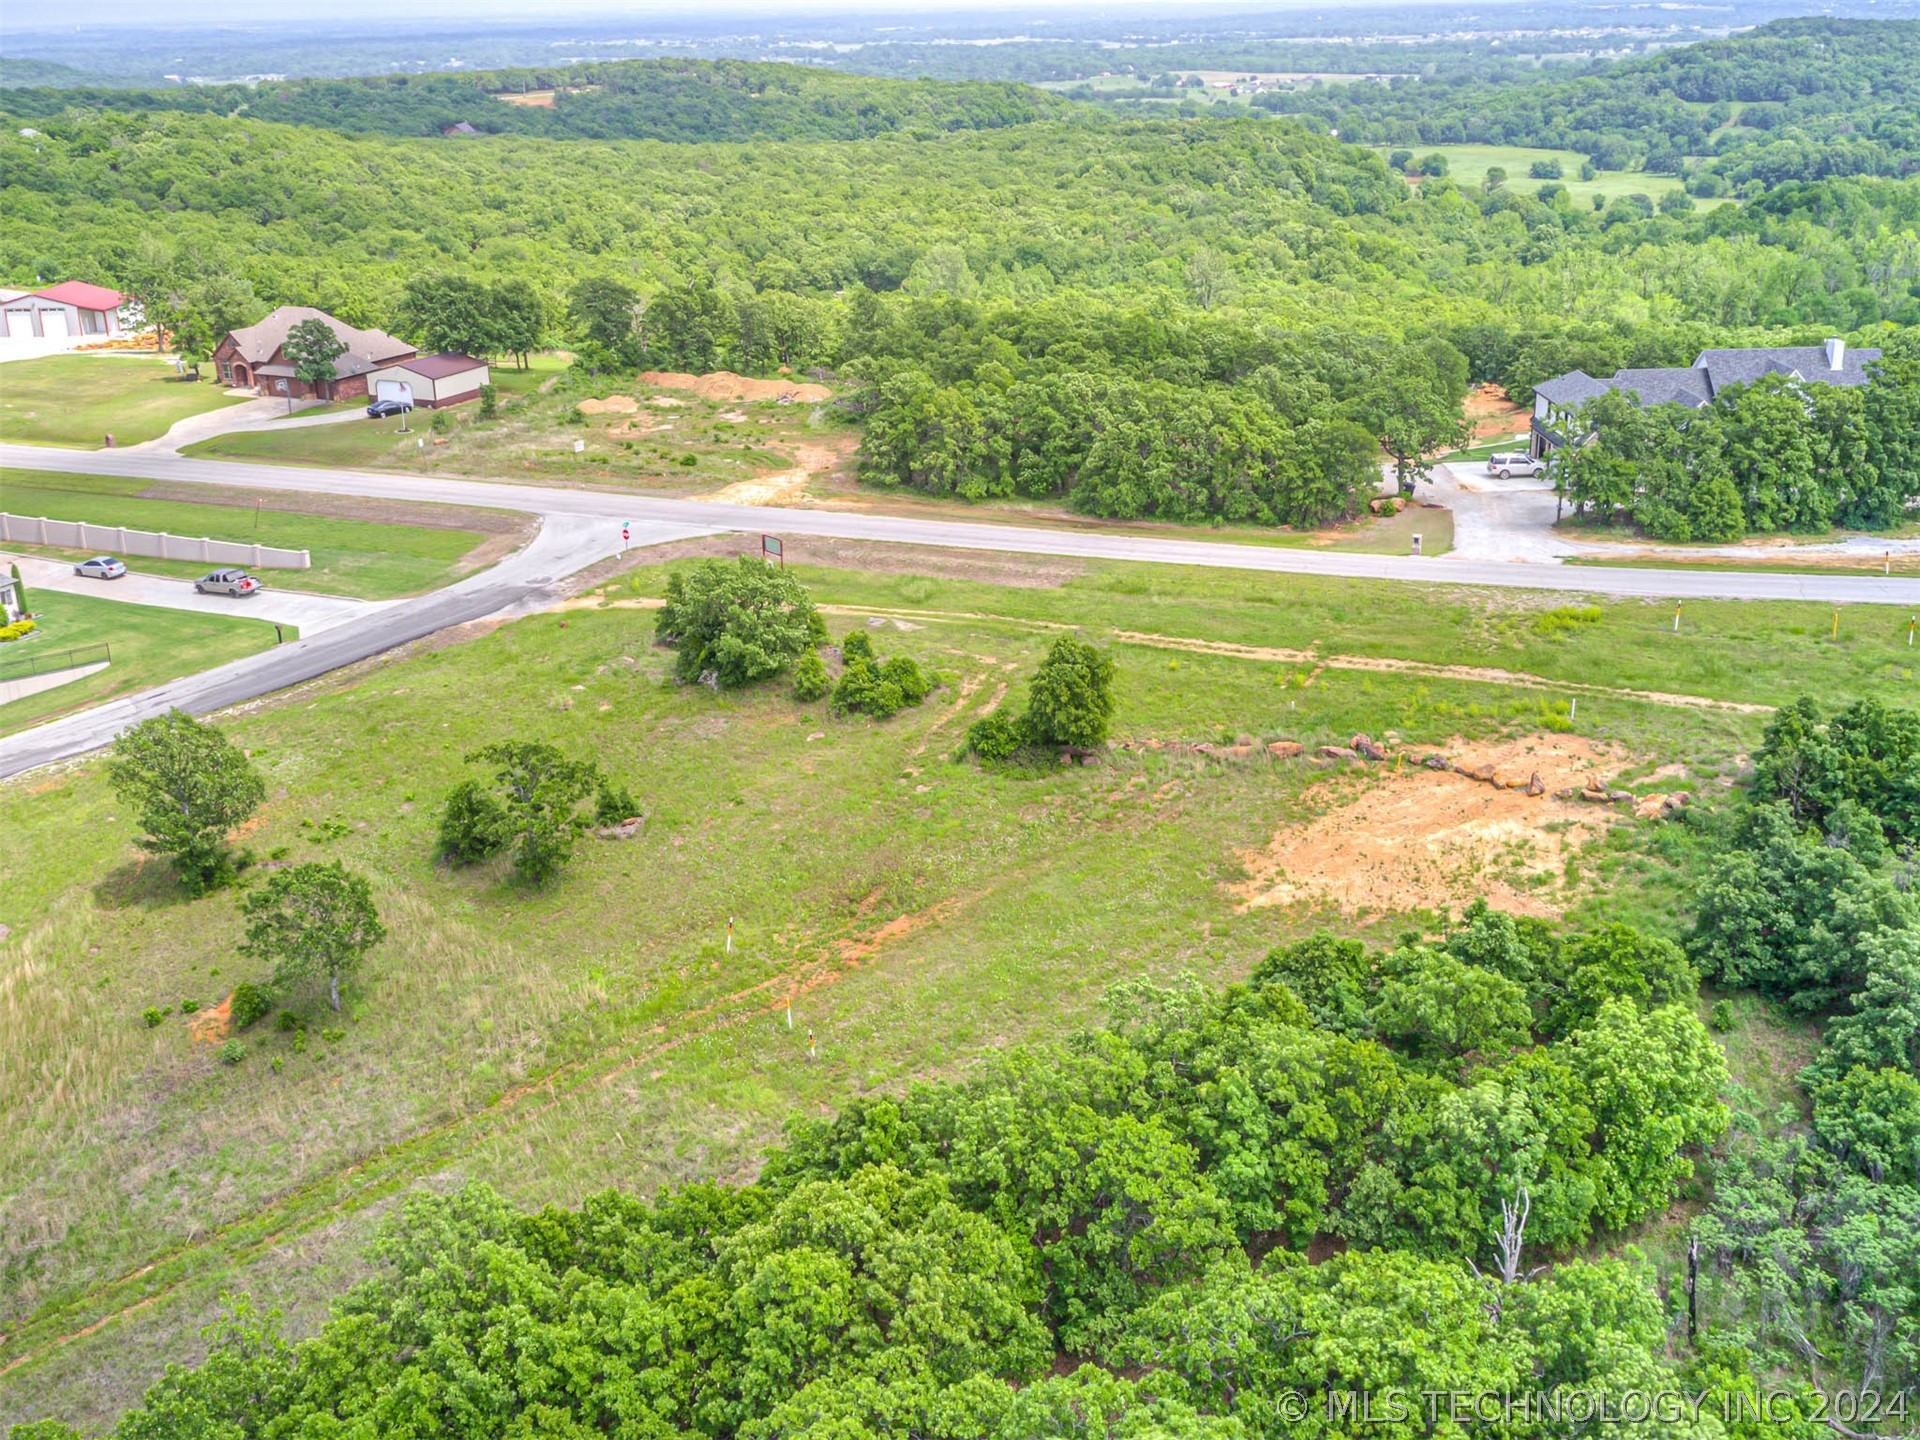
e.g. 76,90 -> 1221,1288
366,352 -> 490,409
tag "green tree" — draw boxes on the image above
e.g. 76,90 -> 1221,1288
1361,342 -> 1469,496
1020,636 -> 1116,751
108,710 -> 266,894
567,275 -> 640,351
282,316 -> 347,399
239,861 -> 385,1012
655,558 -> 820,689
396,273 -> 499,358
8,559 -> 25,615
460,740 -> 603,885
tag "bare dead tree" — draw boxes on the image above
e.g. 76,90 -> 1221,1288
1467,1182 -> 1549,1322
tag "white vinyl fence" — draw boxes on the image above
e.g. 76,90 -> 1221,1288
0,513 -> 310,570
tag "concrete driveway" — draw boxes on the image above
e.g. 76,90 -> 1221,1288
126,397 -> 367,455
1418,462 -> 1574,563
5,551 -> 383,634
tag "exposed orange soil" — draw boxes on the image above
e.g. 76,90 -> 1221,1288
1465,383 -> 1529,442
641,370 -> 832,404
1230,734 -> 1630,920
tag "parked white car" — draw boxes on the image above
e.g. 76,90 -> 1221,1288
1486,452 -> 1545,479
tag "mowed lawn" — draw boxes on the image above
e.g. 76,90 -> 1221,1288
5,550 -> 1918,1423
0,355 -> 247,448
1,468 -> 501,600
0,586 -> 286,736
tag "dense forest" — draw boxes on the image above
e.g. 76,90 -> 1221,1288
4,71 -> 1917,528
22,685 -> 1920,1437
1251,20 -> 1920,191
0,59 -> 1067,143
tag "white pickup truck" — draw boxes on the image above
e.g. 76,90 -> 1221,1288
1486,452 -> 1545,479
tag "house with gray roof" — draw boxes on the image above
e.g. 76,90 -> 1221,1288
212,306 -> 417,403
1531,338 -> 1882,455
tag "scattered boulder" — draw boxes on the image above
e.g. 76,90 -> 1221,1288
597,817 -> 646,840
1220,744 -> 1259,762
1525,772 -> 1546,797
1580,787 -> 1611,804
1607,789 -> 1634,803
1267,740 -> 1305,760
1457,762 -> 1498,783
1236,733 -> 1255,747
1351,734 -> 1391,761
1318,745 -> 1361,762
1421,754 -> 1452,771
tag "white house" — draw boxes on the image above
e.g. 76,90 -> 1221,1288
365,352 -> 491,409
1,572 -> 22,623
0,281 -> 129,341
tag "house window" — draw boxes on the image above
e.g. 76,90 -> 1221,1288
79,309 -> 107,335
219,363 -> 232,382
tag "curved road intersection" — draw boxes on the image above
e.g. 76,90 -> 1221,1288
4,441 -> 1919,779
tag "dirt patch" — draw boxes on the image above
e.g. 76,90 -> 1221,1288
1230,734 -> 1631,920
1463,383 -> 1528,444
576,395 -> 640,416
834,897 -> 966,964
187,996 -> 232,1046
641,370 -> 833,404
496,89 -> 556,107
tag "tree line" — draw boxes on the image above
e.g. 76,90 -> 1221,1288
0,58 -> 1067,144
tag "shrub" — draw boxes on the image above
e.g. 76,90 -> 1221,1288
792,648 -> 831,702
276,1010 -> 302,1033
879,655 -> 931,707
840,630 -> 875,664
806,609 -> 830,649
1710,999 -> 1735,1032
679,453 -> 698,466
831,658 -> 906,719
477,383 -> 498,419
230,982 -> 273,1029
141,1006 -> 168,1028
0,617 -> 36,641
1528,158 -> 1563,180
438,777 -> 511,864
180,998 -> 200,1014
965,713 -> 1023,762
220,1039 -> 246,1066
593,776 -> 640,825
271,1055 -> 284,1074
430,409 -> 449,434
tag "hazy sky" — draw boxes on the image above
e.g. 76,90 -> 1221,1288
13,0 -> 1407,31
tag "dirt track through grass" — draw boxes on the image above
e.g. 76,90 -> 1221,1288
0,895 -> 954,1379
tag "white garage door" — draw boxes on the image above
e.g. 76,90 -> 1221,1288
375,380 -> 413,403
3,311 -> 30,338
38,310 -> 68,339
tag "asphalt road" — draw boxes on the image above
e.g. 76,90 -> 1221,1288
10,443 -> 1920,606
6,441 -> 1920,779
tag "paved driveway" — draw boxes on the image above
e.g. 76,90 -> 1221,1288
5,551 -> 380,633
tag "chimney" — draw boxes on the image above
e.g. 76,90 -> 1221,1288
1824,337 -> 1846,370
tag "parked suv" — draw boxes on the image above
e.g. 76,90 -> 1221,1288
195,568 -> 261,596
1486,452 -> 1545,479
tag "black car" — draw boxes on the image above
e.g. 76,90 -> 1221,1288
366,398 -> 414,418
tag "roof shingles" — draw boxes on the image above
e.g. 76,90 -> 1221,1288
222,305 -> 414,381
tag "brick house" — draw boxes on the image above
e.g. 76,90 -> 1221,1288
212,306 -> 416,402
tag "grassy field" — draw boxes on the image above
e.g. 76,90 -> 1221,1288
1,468 -> 516,600
0,355 -> 247,449
5,544 -> 1919,1426
0,587 -> 288,737
1375,144 -> 1731,210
